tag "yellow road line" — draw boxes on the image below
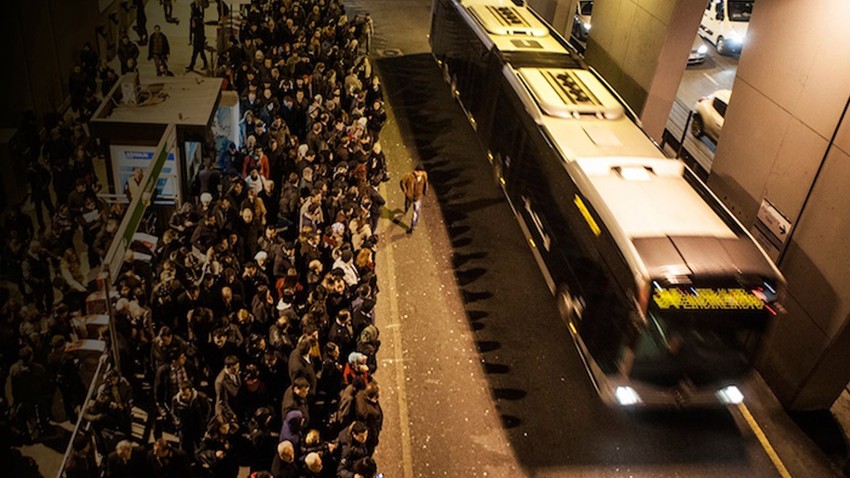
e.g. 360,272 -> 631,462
737,403 -> 792,478
382,193 -> 415,478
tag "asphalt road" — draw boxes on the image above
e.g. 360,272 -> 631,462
670,38 -> 741,172
352,0 -> 825,477
679,41 -> 739,109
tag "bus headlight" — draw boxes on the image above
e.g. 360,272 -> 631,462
717,385 -> 744,404
615,386 -> 642,406
728,33 -> 744,44
583,22 -> 591,31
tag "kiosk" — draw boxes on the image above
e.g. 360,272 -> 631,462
90,74 -> 224,204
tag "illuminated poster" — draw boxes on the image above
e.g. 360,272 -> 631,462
110,145 -> 177,201
213,91 -> 242,154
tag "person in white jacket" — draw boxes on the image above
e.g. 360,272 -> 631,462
333,249 -> 360,287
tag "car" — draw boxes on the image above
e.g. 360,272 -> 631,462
692,89 -> 731,143
699,0 -> 754,55
572,0 -> 593,42
688,36 -> 709,65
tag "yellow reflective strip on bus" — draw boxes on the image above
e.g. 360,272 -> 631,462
574,195 -> 601,237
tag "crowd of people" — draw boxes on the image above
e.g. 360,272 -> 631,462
2,1 -> 395,477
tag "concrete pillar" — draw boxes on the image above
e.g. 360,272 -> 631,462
525,0 -> 578,40
582,0 -> 705,141
705,0 -> 850,410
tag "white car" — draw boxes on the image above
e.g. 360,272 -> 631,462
692,89 -> 731,143
688,36 -> 709,65
699,0 -> 753,55
572,0 -> 593,42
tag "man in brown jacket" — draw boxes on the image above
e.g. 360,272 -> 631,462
148,25 -> 170,75
399,166 -> 428,234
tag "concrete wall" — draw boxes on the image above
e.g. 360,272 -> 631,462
582,0 -> 704,140
0,0 -> 124,128
706,0 -> 850,410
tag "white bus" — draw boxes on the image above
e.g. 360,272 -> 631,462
430,0 -> 783,407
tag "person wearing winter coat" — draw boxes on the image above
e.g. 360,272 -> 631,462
353,382 -> 383,455
336,421 -> 370,478
171,383 -> 212,455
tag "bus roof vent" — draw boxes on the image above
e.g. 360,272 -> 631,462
517,68 -> 625,119
466,4 -> 549,37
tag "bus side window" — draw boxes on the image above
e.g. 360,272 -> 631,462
489,94 -> 525,182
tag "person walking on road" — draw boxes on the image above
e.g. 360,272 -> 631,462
148,25 -> 170,75
363,13 -> 375,53
117,35 -> 140,74
187,16 -> 208,71
398,165 -> 428,234
134,0 -> 148,44
161,0 -> 178,24
189,0 -> 205,44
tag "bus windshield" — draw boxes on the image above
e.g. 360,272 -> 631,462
728,1 -> 754,22
626,309 -> 767,387
579,1 -> 593,16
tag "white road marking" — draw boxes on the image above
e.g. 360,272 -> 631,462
703,72 -> 720,86
381,187 -> 415,478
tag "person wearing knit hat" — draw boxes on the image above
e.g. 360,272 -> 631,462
343,351 -> 370,385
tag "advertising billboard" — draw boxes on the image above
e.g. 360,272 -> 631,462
110,144 -> 177,201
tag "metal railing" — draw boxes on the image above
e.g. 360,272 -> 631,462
55,354 -> 109,478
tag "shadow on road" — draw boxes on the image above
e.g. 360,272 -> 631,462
376,52 -> 750,471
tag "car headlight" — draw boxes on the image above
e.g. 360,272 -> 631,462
583,22 -> 591,31
697,44 -> 708,55
615,386 -> 642,406
717,385 -> 744,404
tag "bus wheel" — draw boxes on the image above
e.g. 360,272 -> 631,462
557,286 -> 582,325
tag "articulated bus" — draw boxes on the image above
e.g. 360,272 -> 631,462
429,0 -> 784,407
